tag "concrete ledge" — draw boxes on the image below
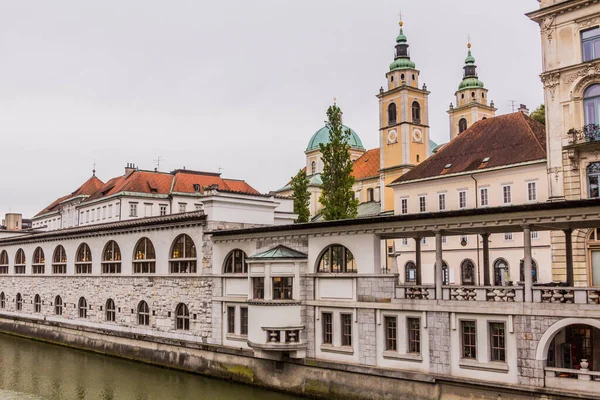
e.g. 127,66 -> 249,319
458,358 -> 509,373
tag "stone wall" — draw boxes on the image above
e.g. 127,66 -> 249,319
428,311 -> 450,375
357,276 -> 396,303
358,308 -> 376,365
0,276 -> 213,341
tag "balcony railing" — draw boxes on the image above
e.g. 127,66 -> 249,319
567,124 -> 600,145
248,326 -> 307,352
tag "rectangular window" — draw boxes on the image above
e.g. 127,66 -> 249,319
419,196 -> 426,213
272,277 -> 293,300
108,204 -> 113,218
115,204 -> 120,217
407,318 -> 421,354
129,203 -> 138,217
502,185 -> 512,204
442,236 -> 447,244
32,265 -> 45,274
458,191 -> 467,209
438,193 -> 446,211
480,188 -> 489,207
504,232 -> 513,241
194,203 -> 203,211
421,237 -> 427,245
527,181 -> 537,201
86,210 -> 89,223
14,265 -> 25,274
582,27 -> 600,62
52,264 -> 66,274
401,198 -> 408,215
102,206 -> 106,219
160,205 -> 167,216
179,203 -> 186,213
252,277 -> 264,299
240,307 -> 248,335
144,203 -> 152,217
461,320 -> 477,359
341,313 -> 352,347
227,306 -> 235,334
489,322 -> 506,362
385,316 -> 397,351
401,238 -> 409,246
322,312 -> 333,344
531,231 -> 539,240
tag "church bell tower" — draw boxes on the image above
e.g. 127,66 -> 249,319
377,21 -> 431,212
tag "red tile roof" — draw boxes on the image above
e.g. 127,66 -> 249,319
352,148 -> 380,180
35,176 -> 105,217
392,112 -> 547,184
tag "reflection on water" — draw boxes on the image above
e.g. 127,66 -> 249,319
0,333 -> 301,400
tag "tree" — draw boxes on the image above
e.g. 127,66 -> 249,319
318,104 -> 359,221
530,104 -> 545,126
290,168 -> 310,223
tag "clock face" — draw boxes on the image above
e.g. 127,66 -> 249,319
387,130 -> 398,144
412,129 -> 423,143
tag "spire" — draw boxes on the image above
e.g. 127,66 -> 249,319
389,19 -> 416,71
458,40 -> 485,90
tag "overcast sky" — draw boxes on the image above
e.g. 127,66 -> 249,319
0,0 -> 543,218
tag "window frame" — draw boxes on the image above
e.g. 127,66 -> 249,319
175,303 -> 190,330
489,322 -> 506,362
438,193 -> 446,211
272,277 -> 293,300
102,240 -> 122,274
227,306 -> 236,334
316,244 -> 357,273
384,316 -> 397,351
240,307 -> 248,336
169,234 -> 197,274
587,162 -> 600,198
419,196 -> 426,213
461,259 -> 476,285
52,245 -> 67,274
461,320 -> 477,359
14,248 -> 26,274
341,313 -> 353,347
223,249 -> 249,274
502,185 -> 512,205
400,198 -> 408,215
0,250 -> 8,274
480,187 -> 489,207
54,296 -> 63,316
75,243 -> 93,274
582,27 -> 600,62
34,294 -> 42,313
527,181 -> 537,202
133,237 -> 156,274
252,277 -> 265,299
458,190 -> 467,209
138,301 -> 150,326
407,317 -> 421,354
78,297 -> 87,318
322,312 -> 333,345
32,247 -> 45,274
16,293 -> 23,311
105,298 -> 116,322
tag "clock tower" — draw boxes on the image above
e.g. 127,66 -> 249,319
377,21 -> 431,212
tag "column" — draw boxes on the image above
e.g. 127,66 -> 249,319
523,226 -> 533,302
564,229 -> 574,287
481,233 -> 490,286
415,237 -> 422,285
435,232 -> 443,300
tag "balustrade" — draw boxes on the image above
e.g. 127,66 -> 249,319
568,124 -> 600,144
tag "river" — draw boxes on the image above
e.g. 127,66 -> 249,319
0,333 -> 302,400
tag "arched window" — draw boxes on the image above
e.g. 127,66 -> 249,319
388,103 -> 397,124
458,118 -> 468,134
584,84 -> 600,126
133,238 -> 156,274
311,161 -> 316,175
78,297 -> 87,318
519,259 -> 538,283
14,249 -> 26,274
405,261 -> 417,284
587,162 -> 600,198
0,250 -> 8,274
76,243 -> 92,274
0,292 -> 5,309
102,241 -> 121,274
52,245 -> 67,274
317,245 -> 357,273
493,258 -> 509,286
170,234 -> 197,274
16,293 -> 22,311
412,101 -> 421,123
223,249 -> 248,273
32,247 -> 45,274
175,303 -> 190,330
367,188 -> 375,202
442,261 -> 449,285
54,296 -> 63,316
138,301 -> 150,326
34,294 -> 41,313
461,259 -> 476,285
105,298 -> 116,322
588,228 -> 600,286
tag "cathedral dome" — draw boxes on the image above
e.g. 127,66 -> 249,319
389,57 -> 416,71
458,77 -> 485,90
306,125 -> 364,152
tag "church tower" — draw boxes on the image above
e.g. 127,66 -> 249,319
447,43 -> 496,140
377,21 -> 430,212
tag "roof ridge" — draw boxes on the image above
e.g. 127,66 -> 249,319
519,112 -> 547,154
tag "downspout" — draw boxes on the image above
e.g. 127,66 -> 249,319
470,173 -> 480,285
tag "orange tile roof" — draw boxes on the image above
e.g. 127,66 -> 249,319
35,176 -> 105,217
352,148 -> 380,180
393,112 -> 547,184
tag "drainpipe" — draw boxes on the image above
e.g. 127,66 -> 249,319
471,174 -> 481,285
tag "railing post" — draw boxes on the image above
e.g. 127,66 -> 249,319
523,226 -> 533,302
435,231 -> 443,300
481,233 -> 490,286
564,229 -> 574,287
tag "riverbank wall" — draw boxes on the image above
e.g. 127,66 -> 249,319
0,314 -> 592,400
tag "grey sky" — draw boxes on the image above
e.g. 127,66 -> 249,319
0,0 -> 542,218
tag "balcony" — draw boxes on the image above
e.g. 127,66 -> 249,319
567,124 -> 600,148
248,326 -> 307,358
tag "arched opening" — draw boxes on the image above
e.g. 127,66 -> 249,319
105,298 -> 116,322
78,297 -> 87,318
461,259 -> 476,285
76,243 -> 92,274
544,322 -> 600,373
175,303 -> 190,330
587,163 -> 600,198
0,251 -> 8,274
311,161 -> 316,175
442,261 -> 449,285
133,237 -> 156,274
14,249 -> 26,274
102,241 -> 122,274
388,103 -> 397,125
412,101 -> 421,124
583,84 -> 600,127
367,188 -> 375,202
223,249 -> 248,273
519,259 -> 538,283
317,244 -> 357,273
16,293 -> 22,311
34,294 -> 41,313
405,261 -> 417,284
493,258 -> 509,286
138,301 -> 150,326
52,245 -> 67,274
54,295 -> 63,316
32,247 -> 45,274
0,292 -> 5,309
587,228 -> 600,286
170,234 -> 197,274
458,118 -> 468,134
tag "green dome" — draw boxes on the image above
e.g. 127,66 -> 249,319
306,124 -> 364,152
458,77 -> 485,90
465,49 -> 476,65
390,57 -> 416,71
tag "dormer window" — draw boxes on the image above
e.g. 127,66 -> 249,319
193,184 -> 201,192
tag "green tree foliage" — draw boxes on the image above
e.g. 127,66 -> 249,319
530,104 -> 545,126
290,168 -> 310,223
319,104 -> 359,221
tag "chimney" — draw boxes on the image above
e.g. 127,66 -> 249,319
125,162 -> 136,177
518,104 -> 530,116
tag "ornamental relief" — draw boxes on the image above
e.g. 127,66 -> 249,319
576,15 -> 600,32
563,63 -> 600,85
542,15 -> 555,41
541,72 -> 560,100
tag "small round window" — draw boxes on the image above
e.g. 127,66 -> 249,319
401,73 -> 405,81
